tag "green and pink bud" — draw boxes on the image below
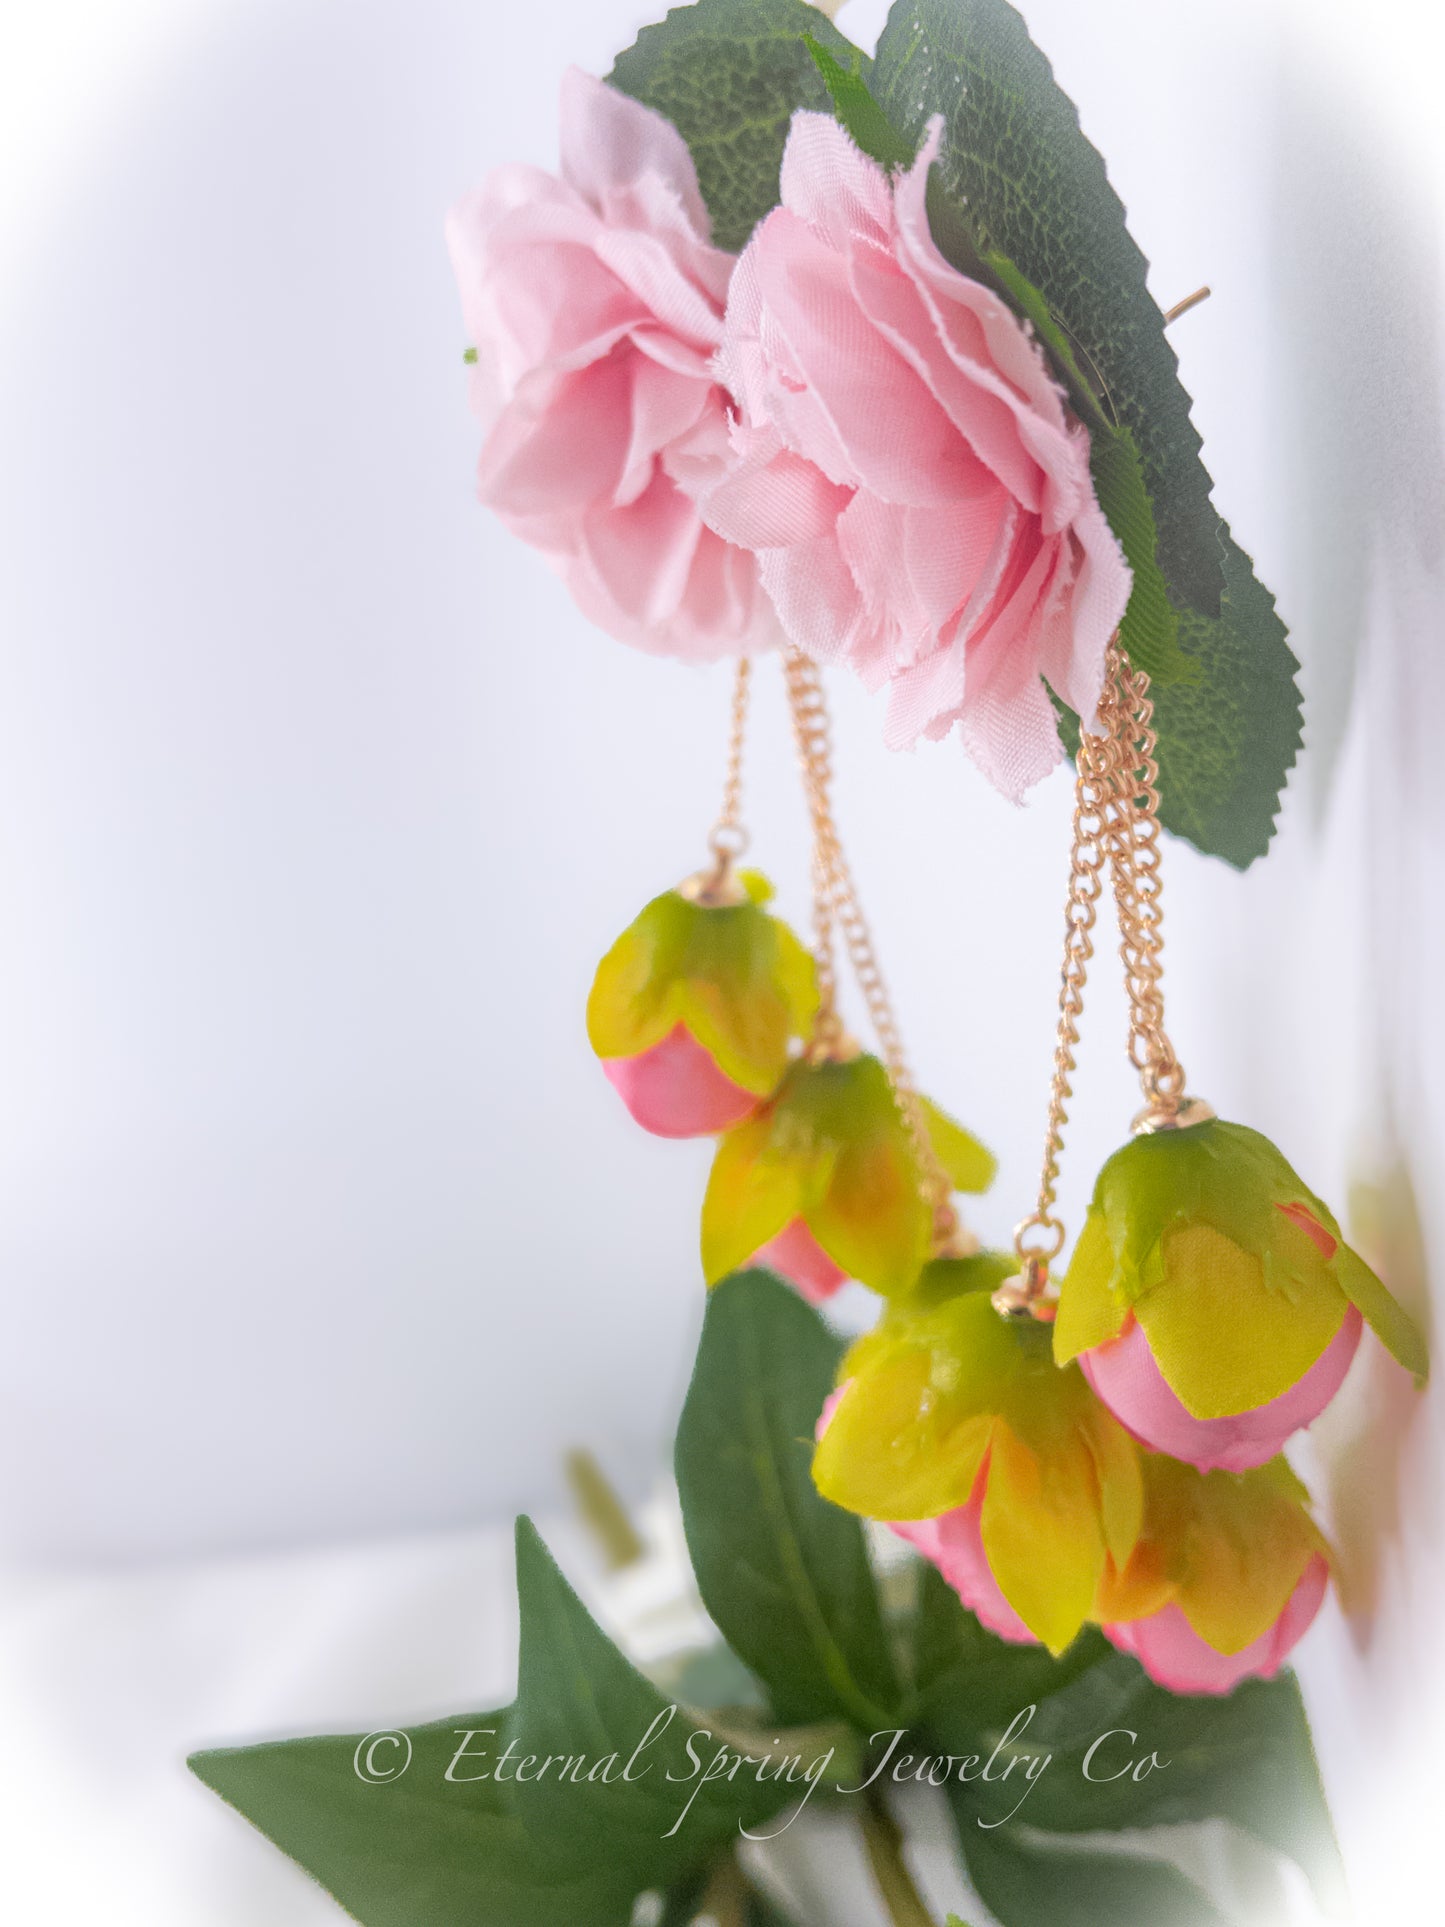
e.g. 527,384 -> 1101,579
1096,1453 -> 1332,1695
586,871 -> 817,1139
702,1053 -> 994,1300
812,1253 -> 1143,1654
1054,1119 -> 1425,1470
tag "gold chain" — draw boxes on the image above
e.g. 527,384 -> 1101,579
783,651 -> 961,1249
692,657 -> 752,902
1004,639 -> 1195,1308
1011,659 -> 1126,1271
1111,653 -> 1187,1120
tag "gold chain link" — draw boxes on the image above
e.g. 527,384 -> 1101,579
783,651 -> 962,1249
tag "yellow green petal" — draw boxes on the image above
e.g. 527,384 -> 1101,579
1172,1463 -> 1329,1654
810,1130 -> 930,1297
1136,1222 -> 1347,1418
700,1114 -> 810,1284
919,1098 -> 996,1195
1079,1403 -> 1145,1569
982,1424 -> 1104,1655
1053,1208 -> 1128,1364
1334,1243 -> 1429,1383
812,1356 -> 995,1520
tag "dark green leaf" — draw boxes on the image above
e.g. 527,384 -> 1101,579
957,1820 -> 1229,1927
677,1270 -> 902,1730
872,0 -> 1223,617
910,1562 -> 1109,1734
913,1568 -> 1343,1916
662,1639 -> 770,1715
610,0 -> 869,251
1000,1652 -> 1345,1912
1150,527 -> 1303,867
508,1517 -> 798,1884
803,35 -> 916,169
1055,525 -> 1302,867
188,1710 -> 637,1927
1088,427 -> 1191,688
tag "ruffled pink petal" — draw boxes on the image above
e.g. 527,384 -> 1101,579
750,214 -> 980,506
704,106 -> 1131,792
601,1024 -> 758,1137
1080,1306 -> 1364,1473
777,111 -> 896,251
1104,1555 -> 1329,1695
558,68 -> 713,253
891,1468 -> 1039,1647
448,73 -> 773,663
751,1219 -> 849,1304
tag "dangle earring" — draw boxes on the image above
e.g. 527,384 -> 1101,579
701,652 -> 994,1303
1020,642 -> 1428,1468
585,658 -> 818,1139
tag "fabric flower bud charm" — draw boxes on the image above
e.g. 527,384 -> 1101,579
1053,1118 -> 1427,1471
813,1253 -> 1144,1652
701,1052 -> 994,1302
586,870 -> 817,1139
1098,1453 -> 1331,1695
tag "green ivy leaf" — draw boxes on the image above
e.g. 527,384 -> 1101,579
507,1517 -> 794,1884
871,0 -> 1223,618
188,1710 -> 639,1926
609,0 -> 869,251
677,1269 -> 903,1731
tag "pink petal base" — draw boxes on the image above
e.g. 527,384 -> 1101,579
1105,1554 -> 1329,1695
1080,1306 -> 1363,1473
751,1218 -> 849,1303
601,1024 -> 759,1138
890,1470 -> 1038,1647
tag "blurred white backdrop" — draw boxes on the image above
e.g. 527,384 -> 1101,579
1,0 -> 1442,1920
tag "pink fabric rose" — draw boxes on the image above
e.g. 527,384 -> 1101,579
446,69 -> 776,659
700,113 -> 1132,798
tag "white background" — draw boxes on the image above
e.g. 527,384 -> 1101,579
0,0 -> 1442,1921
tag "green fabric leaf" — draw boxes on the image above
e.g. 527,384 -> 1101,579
912,1573 -> 1345,1917
507,1518 -> 793,1884
957,1822 -> 1228,1927
609,0 -> 869,251
1088,427 -> 1192,689
871,0 -> 1222,618
1149,527 -> 1304,867
677,1269 -> 902,1730
188,1711 -> 639,1926
1056,525 -> 1303,867
803,35 -> 916,169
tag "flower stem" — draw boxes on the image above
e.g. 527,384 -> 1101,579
698,1850 -> 749,1927
860,1793 -> 942,1927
